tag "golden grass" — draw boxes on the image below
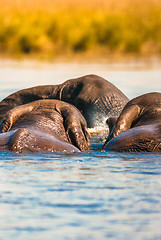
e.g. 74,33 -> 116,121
0,0 -> 161,60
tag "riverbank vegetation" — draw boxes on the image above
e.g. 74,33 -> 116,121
0,0 -> 161,61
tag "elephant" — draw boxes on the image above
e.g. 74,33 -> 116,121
0,74 -> 128,128
0,99 -> 89,153
102,92 -> 161,152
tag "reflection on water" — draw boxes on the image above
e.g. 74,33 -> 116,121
0,149 -> 161,240
0,60 -> 161,240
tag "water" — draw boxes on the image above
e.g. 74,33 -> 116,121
0,60 -> 161,240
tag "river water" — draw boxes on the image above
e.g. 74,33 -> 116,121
0,59 -> 161,240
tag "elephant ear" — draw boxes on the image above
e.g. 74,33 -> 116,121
102,104 -> 141,149
55,101 -> 90,151
0,85 -> 55,122
0,99 -> 55,133
0,102 -> 37,133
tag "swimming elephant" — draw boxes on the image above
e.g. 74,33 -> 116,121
0,99 -> 89,153
0,74 -> 128,128
102,92 -> 161,152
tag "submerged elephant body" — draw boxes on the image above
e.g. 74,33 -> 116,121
0,100 -> 89,153
103,92 -> 161,152
0,75 -> 128,128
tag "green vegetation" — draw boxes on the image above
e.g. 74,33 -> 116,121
0,0 -> 161,60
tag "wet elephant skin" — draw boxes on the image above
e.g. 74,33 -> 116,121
0,99 -> 89,153
103,92 -> 161,152
0,74 -> 128,128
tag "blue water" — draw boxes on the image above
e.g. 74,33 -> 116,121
0,60 -> 161,240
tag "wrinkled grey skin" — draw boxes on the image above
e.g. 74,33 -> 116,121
103,92 -> 161,152
0,99 -> 89,153
0,74 -> 128,128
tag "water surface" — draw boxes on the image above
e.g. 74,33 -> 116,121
0,60 -> 161,240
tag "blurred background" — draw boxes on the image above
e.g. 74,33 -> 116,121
0,0 -> 161,61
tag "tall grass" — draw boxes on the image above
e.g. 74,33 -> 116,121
0,0 -> 161,60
